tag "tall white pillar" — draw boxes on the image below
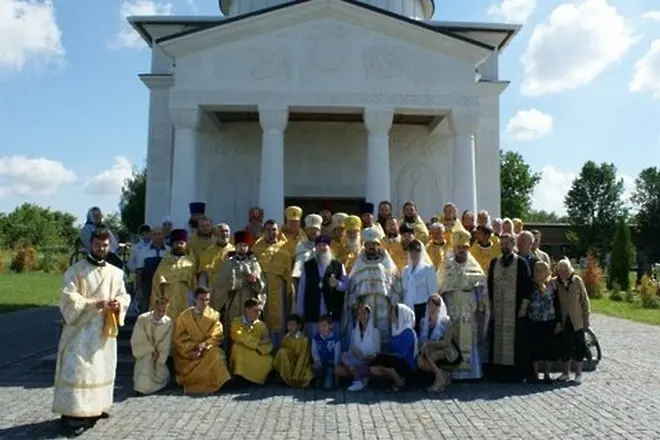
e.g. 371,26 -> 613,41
364,106 -> 394,205
258,105 -> 289,224
169,109 -> 200,228
452,115 -> 478,214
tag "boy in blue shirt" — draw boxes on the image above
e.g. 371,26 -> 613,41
311,314 -> 341,389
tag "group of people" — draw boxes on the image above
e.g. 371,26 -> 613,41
53,200 -> 592,437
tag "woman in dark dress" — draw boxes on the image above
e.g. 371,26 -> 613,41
527,261 -> 561,383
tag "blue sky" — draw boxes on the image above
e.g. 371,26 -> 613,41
1,0 -> 659,224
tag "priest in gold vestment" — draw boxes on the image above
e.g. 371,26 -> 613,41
400,200 -> 430,244
359,202 -> 385,238
439,202 -> 464,248
150,229 -> 196,322
130,296 -> 173,395
279,205 -> 307,255
470,225 -> 501,272
197,222 -> 234,288
188,216 -> 215,265
53,229 -> 131,438
426,222 -> 449,270
329,212 -> 348,255
486,233 -> 533,383
382,220 -> 414,271
334,215 -> 362,273
213,231 -> 265,326
251,220 -> 294,348
230,298 -> 274,385
437,229 -> 487,380
173,287 -> 231,393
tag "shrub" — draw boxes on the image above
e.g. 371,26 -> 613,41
9,243 -> 38,273
39,252 -> 69,274
582,252 -> 604,298
609,289 -> 623,302
639,274 -> 660,309
609,218 -> 634,291
625,290 -> 636,303
0,253 -> 4,273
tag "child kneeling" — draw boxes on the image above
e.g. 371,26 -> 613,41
273,314 -> 313,388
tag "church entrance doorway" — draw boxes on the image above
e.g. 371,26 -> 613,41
284,197 -> 366,217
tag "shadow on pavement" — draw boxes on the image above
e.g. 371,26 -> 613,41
0,418 -> 62,440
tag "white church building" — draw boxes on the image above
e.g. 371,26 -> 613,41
130,0 -> 519,229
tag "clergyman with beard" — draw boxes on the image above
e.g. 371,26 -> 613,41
296,235 -> 348,341
150,229 -> 197,322
53,228 -> 130,438
486,233 -> 534,383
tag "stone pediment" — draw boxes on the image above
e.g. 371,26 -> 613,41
165,4 -> 485,97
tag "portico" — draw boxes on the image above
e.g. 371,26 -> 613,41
131,0 -> 519,228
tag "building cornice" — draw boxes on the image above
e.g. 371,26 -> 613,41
139,74 -> 174,89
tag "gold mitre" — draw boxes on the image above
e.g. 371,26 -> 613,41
452,229 -> 471,247
285,205 -> 303,221
331,212 -> 348,229
512,218 -> 523,227
344,215 -> 362,231
304,213 -> 323,230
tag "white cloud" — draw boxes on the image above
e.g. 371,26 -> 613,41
533,165 -> 635,214
487,0 -> 537,24
0,0 -> 64,73
108,0 -> 173,50
521,0 -> 636,96
642,10 -> 660,21
629,40 -> 660,99
505,109 -> 554,141
84,156 -> 134,197
0,156 -> 75,197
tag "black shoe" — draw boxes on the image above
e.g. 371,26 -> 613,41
99,412 -> 110,419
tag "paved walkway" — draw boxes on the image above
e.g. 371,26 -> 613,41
0,311 -> 659,439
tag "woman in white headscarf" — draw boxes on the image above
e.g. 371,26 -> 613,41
417,294 -> 462,392
336,304 -> 381,392
368,303 -> 417,392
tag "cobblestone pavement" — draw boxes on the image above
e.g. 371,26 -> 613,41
1,312 -> 659,440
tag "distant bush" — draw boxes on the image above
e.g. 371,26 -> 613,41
582,252 -> 604,298
639,275 -> 659,309
625,290 -> 636,303
0,253 -> 4,273
609,218 -> 634,291
609,289 -> 623,302
39,252 -> 69,274
10,243 -> 38,273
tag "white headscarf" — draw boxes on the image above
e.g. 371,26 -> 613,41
419,296 -> 450,346
391,303 -> 418,355
351,305 -> 379,356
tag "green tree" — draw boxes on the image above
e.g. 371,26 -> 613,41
119,167 -> 146,234
500,150 -> 541,219
609,217 -> 634,290
104,212 -> 130,243
0,204 -> 78,249
526,209 -> 569,223
564,161 -> 624,255
631,167 -> 660,262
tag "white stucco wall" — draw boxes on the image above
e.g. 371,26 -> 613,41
195,122 -> 453,227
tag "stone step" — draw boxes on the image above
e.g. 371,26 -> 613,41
37,353 -> 135,376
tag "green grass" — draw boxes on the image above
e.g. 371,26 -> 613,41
590,296 -> 660,326
0,272 -> 61,314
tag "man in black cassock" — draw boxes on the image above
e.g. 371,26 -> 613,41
487,233 -> 534,383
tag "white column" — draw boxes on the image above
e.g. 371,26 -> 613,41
452,115 -> 478,214
169,109 -> 200,228
364,106 -> 394,205
258,105 -> 289,224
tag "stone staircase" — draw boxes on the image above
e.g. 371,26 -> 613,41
37,312 -> 139,377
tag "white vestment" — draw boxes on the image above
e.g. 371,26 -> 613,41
130,311 -> 173,395
292,240 -> 315,278
53,260 -> 130,417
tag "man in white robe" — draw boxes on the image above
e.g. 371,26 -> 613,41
130,295 -> 173,395
345,227 -> 401,349
292,214 -> 323,279
53,228 -> 130,438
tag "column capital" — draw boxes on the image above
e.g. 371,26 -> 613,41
450,112 -> 478,136
258,105 -> 289,133
170,107 -> 201,130
364,106 -> 394,135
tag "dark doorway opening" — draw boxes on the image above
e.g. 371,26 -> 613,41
284,197 -> 365,217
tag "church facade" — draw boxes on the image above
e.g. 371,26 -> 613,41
130,0 -> 519,228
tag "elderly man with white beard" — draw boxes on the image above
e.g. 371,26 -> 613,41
345,228 -> 401,350
295,235 -> 349,341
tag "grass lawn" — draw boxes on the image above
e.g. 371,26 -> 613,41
590,297 -> 660,326
0,272 -> 62,314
